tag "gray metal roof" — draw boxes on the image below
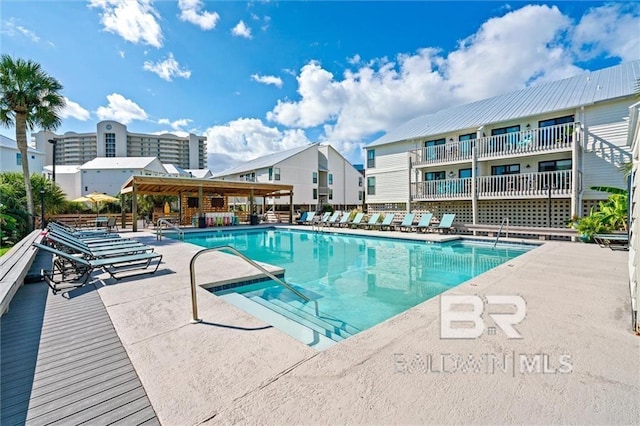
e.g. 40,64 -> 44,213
367,60 -> 640,147
79,156 -> 160,170
213,144 -> 316,177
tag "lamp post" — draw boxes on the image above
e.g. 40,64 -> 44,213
48,139 -> 57,183
40,189 -> 46,230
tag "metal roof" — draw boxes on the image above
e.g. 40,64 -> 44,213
367,60 -> 640,148
213,144 -> 315,177
79,157 -> 162,170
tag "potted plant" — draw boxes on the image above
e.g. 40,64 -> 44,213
574,213 -> 608,243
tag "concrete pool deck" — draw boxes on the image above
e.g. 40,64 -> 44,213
90,226 -> 638,425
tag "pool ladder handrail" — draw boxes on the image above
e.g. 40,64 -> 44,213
311,217 -> 326,232
156,218 -> 184,241
493,217 -> 509,248
189,245 -> 319,323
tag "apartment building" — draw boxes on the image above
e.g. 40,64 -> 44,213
214,143 -> 364,212
364,60 -> 640,228
32,120 -> 207,170
0,135 -> 44,174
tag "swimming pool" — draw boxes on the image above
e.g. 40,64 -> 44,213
177,228 -> 532,347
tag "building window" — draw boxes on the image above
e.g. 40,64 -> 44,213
538,159 -> 572,172
359,191 -> 363,201
312,172 -> 318,184
328,173 -> 333,185
367,176 -> 376,195
268,168 -> 273,181
425,171 -> 446,181
491,125 -> 520,136
539,115 -> 574,145
16,152 -> 21,165
329,189 -> 333,200
458,133 -> 477,141
358,177 -> 363,187
105,133 -> 116,157
367,150 -> 375,168
313,188 -> 318,199
187,197 -> 199,208
424,138 -> 446,148
539,115 -> 574,128
491,164 -> 520,175
459,168 -> 472,178
274,167 -> 280,181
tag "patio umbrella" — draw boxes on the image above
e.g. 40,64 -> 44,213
71,192 -> 119,215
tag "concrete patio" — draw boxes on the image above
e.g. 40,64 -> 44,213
6,226 -> 640,424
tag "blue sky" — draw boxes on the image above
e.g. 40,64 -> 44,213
1,1 -> 639,172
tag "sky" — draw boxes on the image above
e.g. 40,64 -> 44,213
1,1 -> 639,173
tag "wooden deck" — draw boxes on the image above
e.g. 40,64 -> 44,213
1,282 -> 159,425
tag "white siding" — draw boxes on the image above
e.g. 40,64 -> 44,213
582,99 -> 633,199
366,141 -> 413,204
321,145 -> 362,206
277,147 -> 319,206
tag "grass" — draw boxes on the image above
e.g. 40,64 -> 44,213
0,246 -> 11,257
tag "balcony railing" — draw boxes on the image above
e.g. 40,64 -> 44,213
477,123 -> 574,158
410,122 -> 576,166
318,186 -> 329,195
410,171 -> 573,200
476,170 -> 572,198
411,178 -> 473,200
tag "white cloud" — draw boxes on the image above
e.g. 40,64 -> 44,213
118,50 -> 125,58
347,54 -> 361,65
178,0 -> 219,30
1,19 -> 40,42
88,0 -> 163,48
96,93 -> 148,124
205,118 -> 311,166
232,21 -> 252,39
143,53 -> 191,81
251,74 -> 283,88
60,97 -> 91,121
572,3 -> 640,62
157,118 -> 192,131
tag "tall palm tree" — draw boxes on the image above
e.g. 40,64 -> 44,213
0,55 -> 65,230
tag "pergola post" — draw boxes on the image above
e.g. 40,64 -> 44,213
132,184 -> 138,232
289,191 -> 293,223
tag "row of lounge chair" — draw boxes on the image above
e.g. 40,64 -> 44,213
33,221 -> 163,294
297,212 -> 456,233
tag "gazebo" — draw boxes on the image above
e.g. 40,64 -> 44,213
120,175 -> 294,231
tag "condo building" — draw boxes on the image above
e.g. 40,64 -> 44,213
364,60 -> 640,228
33,120 -> 207,170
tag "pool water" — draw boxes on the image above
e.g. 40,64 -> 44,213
179,229 -> 531,339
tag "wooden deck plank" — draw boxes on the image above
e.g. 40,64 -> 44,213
1,282 -> 158,426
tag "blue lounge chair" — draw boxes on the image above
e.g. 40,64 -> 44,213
360,213 -> 381,229
395,213 -> 416,232
373,214 -> 395,231
295,212 -> 308,224
33,242 -> 163,294
45,234 -> 152,259
434,213 -> 456,233
349,213 -> 365,228
412,213 -> 433,233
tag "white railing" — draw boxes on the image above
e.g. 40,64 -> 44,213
477,123 -> 574,158
411,178 -> 473,200
411,140 -> 473,166
476,171 -> 572,198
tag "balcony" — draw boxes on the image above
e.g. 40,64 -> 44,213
410,123 -> 576,167
318,186 -> 329,195
410,171 -> 574,201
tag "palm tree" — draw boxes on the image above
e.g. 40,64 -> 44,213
0,55 -> 65,230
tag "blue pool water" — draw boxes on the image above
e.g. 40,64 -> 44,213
177,229 -> 532,337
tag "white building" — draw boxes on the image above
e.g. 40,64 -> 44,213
627,100 -> 640,332
0,135 -> 45,174
186,169 -> 213,178
364,60 -> 640,228
32,120 -> 207,170
214,144 -> 363,211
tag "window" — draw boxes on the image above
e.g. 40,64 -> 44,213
367,177 -> 376,195
187,197 -> 199,208
539,115 -> 574,128
211,197 -> 224,208
328,173 -> 333,185
329,189 -> 333,200
312,172 -> 318,184
491,125 -> 520,136
367,150 -> 375,168
16,152 -> 21,165
459,168 -> 472,178
425,171 -> 446,181
424,138 -> 446,147
539,115 -> 574,145
359,191 -> 363,201
274,167 -> 280,181
268,168 -> 273,180
358,177 -> 363,187
313,188 -> 318,199
491,164 -> 520,175
458,133 -> 477,141
538,159 -> 572,172
105,133 -> 116,157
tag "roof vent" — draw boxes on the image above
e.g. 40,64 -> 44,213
597,84 -> 602,90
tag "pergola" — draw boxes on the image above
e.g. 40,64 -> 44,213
120,175 -> 294,231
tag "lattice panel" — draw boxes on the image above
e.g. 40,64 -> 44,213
477,199 -> 571,227
582,199 -> 605,216
412,201 -> 473,223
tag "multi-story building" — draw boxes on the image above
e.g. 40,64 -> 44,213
0,135 -> 44,174
214,143 -> 364,212
32,120 -> 207,170
364,60 -> 640,228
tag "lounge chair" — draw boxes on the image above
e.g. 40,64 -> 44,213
106,217 -> 119,233
327,212 -> 340,226
373,214 -> 395,231
295,212 -> 308,224
412,213 -> 433,233
593,233 -> 629,250
349,213 -> 365,228
434,213 -> 456,233
335,214 -> 350,227
33,242 -> 163,294
45,233 -> 153,259
318,212 -> 331,224
394,213 -> 416,232
360,213 -> 381,229
301,212 -> 316,225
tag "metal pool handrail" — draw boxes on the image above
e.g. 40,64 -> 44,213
156,218 -> 184,241
493,217 -> 509,248
189,245 -> 319,323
